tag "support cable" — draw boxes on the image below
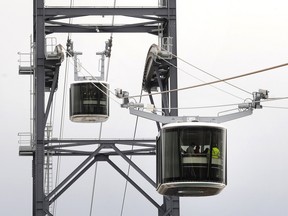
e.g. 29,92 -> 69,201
120,91 -> 143,216
158,56 -> 245,100
263,106 -> 288,109
53,42 -> 70,216
261,96 -> 288,109
128,62 -> 288,99
88,124 -> 101,216
89,1 -> 117,215
262,96 -> 288,102
107,1 -> 144,213
53,1 -> 74,215
154,102 -> 241,110
152,96 -> 288,111
165,51 -> 252,95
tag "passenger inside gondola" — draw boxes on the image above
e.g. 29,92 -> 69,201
186,143 -> 198,154
194,145 -> 200,154
211,144 -> 220,158
156,122 -> 227,196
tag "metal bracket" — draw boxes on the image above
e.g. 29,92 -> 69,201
116,89 -> 269,124
69,38 -> 112,81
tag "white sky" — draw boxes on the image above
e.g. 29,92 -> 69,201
1,0 -> 288,215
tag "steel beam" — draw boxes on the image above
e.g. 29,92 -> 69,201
48,157 -> 97,205
111,144 -> 156,187
44,7 -> 176,18
46,25 -> 160,34
33,0 -> 47,215
44,68 -> 59,125
161,0 -> 180,215
107,158 -> 164,213
45,145 -> 103,200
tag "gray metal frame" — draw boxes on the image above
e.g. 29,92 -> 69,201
29,0 -> 179,215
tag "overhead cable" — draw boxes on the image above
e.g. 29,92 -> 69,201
261,96 -> 288,109
158,56 -> 245,100
89,123 -> 102,216
120,91 -> 142,216
105,0 -> 116,81
262,96 -> 288,102
53,17 -> 74,216
54,1 -> 74,215
263,106 -> 288,109
128,62 -> 288,99
165,52 -> 252,95
90,1 -> 116,216
151,96 -> 288,111
153,102 -> 241,110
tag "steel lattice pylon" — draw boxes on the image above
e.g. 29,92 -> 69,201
23,1 -> 179,215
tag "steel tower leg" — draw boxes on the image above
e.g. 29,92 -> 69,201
33,0 -> 49,215
167,0 -> 178,117
160,196 -> 180,216
160,1 -> 180,215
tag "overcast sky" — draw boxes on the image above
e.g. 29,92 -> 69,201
1,0 -> 288,216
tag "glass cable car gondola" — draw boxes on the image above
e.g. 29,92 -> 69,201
69,39 -> 111,123
70,81 -> 109,123
156,122 -> 227,196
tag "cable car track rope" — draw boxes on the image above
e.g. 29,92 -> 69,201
64,48 -> 288,111
53,1 -> 74,215
89,123 -> 102,216
151,96 -> 288,111
119,91 -> 143,216
161,51 -> 252,95
54,54 -> 69,216
129,62 -> 288,99
65,44 -> 288,106
263,106 -> 288,109
89,1 -> 117,216
158,56 -> 247,100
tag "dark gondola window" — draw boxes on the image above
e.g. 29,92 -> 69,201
157,123 -> 227,196
162,129 -> 180,182
70,82 -> 109,122
160,125 -> 226,184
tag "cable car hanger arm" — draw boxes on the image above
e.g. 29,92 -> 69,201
116,89 -> 269,124
128,107 -> 253,124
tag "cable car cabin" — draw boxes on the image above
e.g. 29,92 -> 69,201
70,81 -> 109,123
156,122 -> 227,197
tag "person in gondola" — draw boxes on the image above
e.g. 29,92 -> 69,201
202,144 -> 220,158
194,145 -> 200,154
203,144 -> 220,157
212,144 -> 220,159
186,144 -> 200,157
186,143 -> 197,154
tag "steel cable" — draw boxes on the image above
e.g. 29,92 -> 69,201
166,51 -> 252,95
128,62 -> 288,99
89,1 -> 117,216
